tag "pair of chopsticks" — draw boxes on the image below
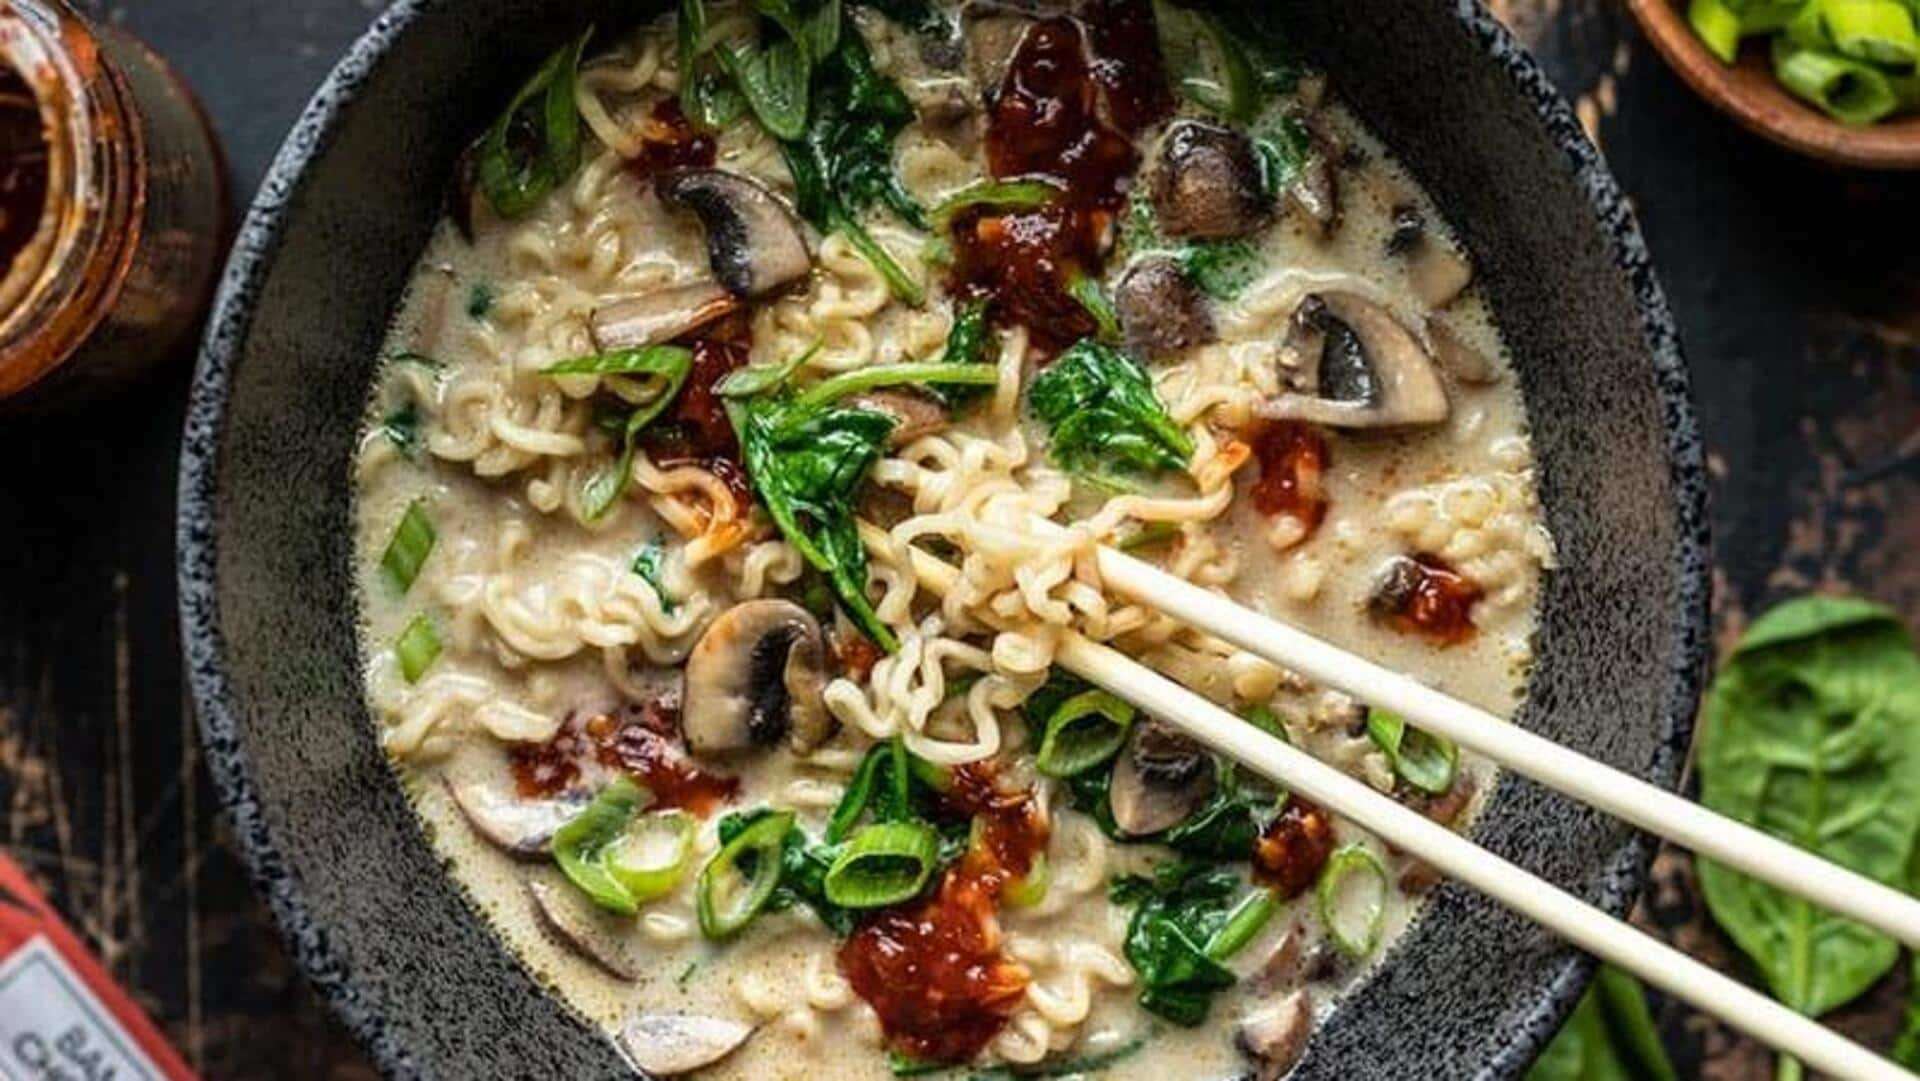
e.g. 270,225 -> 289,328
859,521 -> 1920,1081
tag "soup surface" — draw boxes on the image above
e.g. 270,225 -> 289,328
354,3 -> 1554,1076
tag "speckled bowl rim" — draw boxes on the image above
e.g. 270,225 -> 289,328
177,0 -> 1711,1076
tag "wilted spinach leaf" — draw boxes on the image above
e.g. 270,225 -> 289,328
1028,339 -> 1193,484
476,30 -> 591,218
1526,965 -> 1678,1081
1110,861 -> 1242,1026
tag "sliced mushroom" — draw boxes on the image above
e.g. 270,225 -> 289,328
590,282 -> 740,352
618,1013 -> 756,1076
1280,119 -> 1342,239
446,776 -> 585,858
1237,991 -> 1312,1081
1253,926 -> 1305,990
1426,317 -> 1500,385
846,390 -> 951,449
657,170 -> 812,299
1387,203 -> 1473,309
1152,121 -> 1269,241
1115,256 -> 1215,358
1261,291 -> 1449,429
682,600 -> 833,756
528,878 -> 643,980
1109,719 -> 1216,836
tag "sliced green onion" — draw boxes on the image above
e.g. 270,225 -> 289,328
1119,521 -> 1181,552
1365,708 -> 1458,796
1241,704 -> 1289,741
1316,844 -> 1388,959
1822,0 -> 1919,65
1003,850 -> 1050,908
698,810 -> 795,937
823,820 -> 940,908
717,340 -> 821,399
395,614 -> 442,684
1690,0 -> 1745,61
1203,888 -> 1279,961
476,29 -> 591,218
1066,272 -> 1122,344
380,500 -> 437,594
608,809 -> 697,903
544,345 -> 695,520
1035,689 -> 1136,778
1731,0 -> 1807,34
381,403 -> 422,460
553,777 -> 655,915
827,743 -> 889,843
790,362 -> 998,413
718,37 -> 812,141
631,539 -> 677,614
928,179 -> 1060,230
1153,0 -> 1257,120
1773,37 -> 1902,124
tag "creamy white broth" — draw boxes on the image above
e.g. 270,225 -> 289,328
354,5 -> 1548,1077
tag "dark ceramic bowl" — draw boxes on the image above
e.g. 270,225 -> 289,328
178,1 -> 1710,1077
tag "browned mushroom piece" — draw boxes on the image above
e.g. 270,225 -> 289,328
657,169 -> 812,299
528,878 -> 644,980
446,775 -> 586,858
1280,117 -> 1343,239
1237,990 -> 1313,1081
1114,256 -> 1216,358
618,1013 -> 756,1075
1261,291 -> 1449,429
1151,121 -> 1270,241
845,389 -> 952,449
1109,718 -> 1217,836
1387,203 -> 1474,309
1252,925 -> 1305,990
589,281 -> 740,352
1426,317 -> 1501,385
682,599 -> 834,756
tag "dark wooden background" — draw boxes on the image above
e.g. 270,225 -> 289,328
1,0 -> 1913,1076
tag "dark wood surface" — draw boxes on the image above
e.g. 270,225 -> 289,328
1,1 -> 1913,1077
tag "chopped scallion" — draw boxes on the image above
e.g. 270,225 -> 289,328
395,614 -> 442,684
379,500 -> 436,594
1316,844 -> 1388,959
1689,0 -> 1744,62
697,809 -> 795,937
822,820 -> 940,908
1365,708 -> 1458,796
1035,689 -> 1136,778
1773,36 -> 1902,125
553,777 -> 656,915
1202,888 -> 1278,961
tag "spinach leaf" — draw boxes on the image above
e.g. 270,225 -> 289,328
1110,861 -> 1242,1026
631,539 -> 676,614
476,30 -> 591,218
381,402 -> 422,459
780,28 -> 928,303
924,298 -> 992,409
1178,238 -> 1262,301
679,0 -> 749,128
720,36 -> 813,140
1065,763 -> 1263,861
1028,338 -> 1194,484
1896,954 -> 1920,1070
544,345 -> 697,520
1697,596 -> 1920,1059
729,394 -> 899,649
1526,965 -> 1679,1081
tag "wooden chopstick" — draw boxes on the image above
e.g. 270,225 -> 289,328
858,522 -> 1917,1081
1089,542 -> 1920,951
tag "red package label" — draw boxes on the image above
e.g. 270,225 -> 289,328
0,854 -> 196,1081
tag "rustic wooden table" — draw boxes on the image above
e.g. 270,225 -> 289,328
1,0 -> 1913,1077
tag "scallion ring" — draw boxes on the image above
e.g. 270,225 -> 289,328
822,821 -> 940,909
1003,850 -> 1050,909
1772,37 -> 1902,125
697,810 -> 795,938
1688,0 -> 1743,62
1316,844 -> 1389,959
552,776 -> 655,915
608,809 -> 697,903
394,614 -> 443,684
1035,689 -> 1136,778
380,499 -> 437,594
826,743 -> 889,843
1822,0 -> 1920,66
1365,708 -> 1458,796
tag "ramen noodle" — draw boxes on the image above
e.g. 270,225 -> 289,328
354,2 -> 1553,1076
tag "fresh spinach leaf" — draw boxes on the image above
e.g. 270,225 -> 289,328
779,27 -> 928,303
1178,238 -> 1262,301
728,393 -> 899,649
1028,339 -> 1194,484
1526,965 -> 1679,1081
924,299 -> 993,409
1895,954 -> 1920,1070
381,402 -> 422,459
544,345 -> 697,520
720,36 -> 813,140
476,30 -> 591,218
679,0 -> 749,128
1696,596 -> 1920,1070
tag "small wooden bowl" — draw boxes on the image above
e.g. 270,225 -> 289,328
1626,0 -> 1920,170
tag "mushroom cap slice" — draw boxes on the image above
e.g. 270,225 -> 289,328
619,1013 -> 756,1076
1115,256 -> 1216,358
1388,204 -> 1474,310
1237,990 -> 1312,1081
527,878 -> 644,980
1151,121 -> 1269,241
682,599 -> 834,756
1261,291 -> 1449,430
446,775 -> 585,858
590,282 -> 740,352
657,170 -> 812,300
1280,118 -> 1343,240
1109,718 -> 1216,836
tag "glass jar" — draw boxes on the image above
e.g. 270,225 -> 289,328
0,0 -> 227,411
